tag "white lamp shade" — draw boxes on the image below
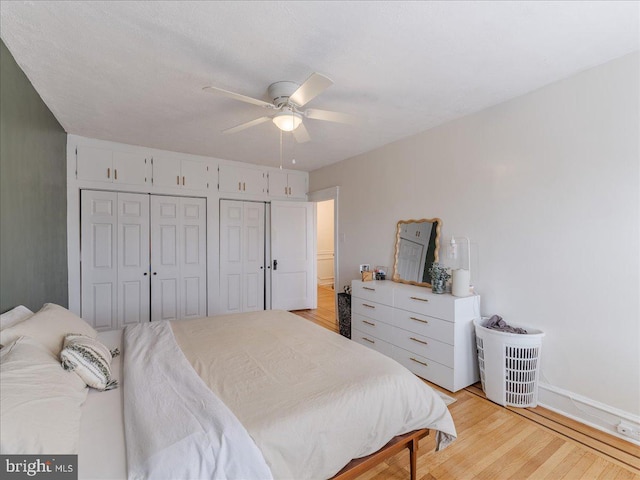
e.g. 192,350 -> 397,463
272,112 -> 302,132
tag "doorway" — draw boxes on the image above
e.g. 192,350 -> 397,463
308,187 -> 340,325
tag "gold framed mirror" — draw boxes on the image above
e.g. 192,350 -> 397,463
392,218 -> 442,287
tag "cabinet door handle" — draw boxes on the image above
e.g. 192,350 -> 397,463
238,181 -> 242,191
410,357 -> 428,367
362,303 -> 375,309
114,169 -> 118,180
107,168 -> 111,179
362,320 -> 375,326
362,337 -> 375,344
363,287 -> 375,291
288,186 -> 291,195
177,175 -> 180,185
410,296 -> 429,302
285,186 -> 288,195
182,176 -> 185,186
410,337 -> 428,345
243,182 -> 246,191
410,316 -> 429,324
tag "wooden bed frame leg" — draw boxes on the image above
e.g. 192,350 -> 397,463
409,437 -> 418,480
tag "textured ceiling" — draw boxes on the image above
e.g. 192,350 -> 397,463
1,1 -> 638,172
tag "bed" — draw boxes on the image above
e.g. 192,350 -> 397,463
2,305 -> 456,480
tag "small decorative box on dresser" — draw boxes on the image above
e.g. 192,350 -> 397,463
351,280 -> 481,392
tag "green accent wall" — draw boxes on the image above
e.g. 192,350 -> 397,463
0,40 -> 68,312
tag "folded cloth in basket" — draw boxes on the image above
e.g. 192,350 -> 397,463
484,315 -> 527,334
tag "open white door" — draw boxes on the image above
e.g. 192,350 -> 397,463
271,201 -> 316,310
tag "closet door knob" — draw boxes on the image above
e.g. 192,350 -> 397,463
144,272 -> 148,276
153,272 -> 157,275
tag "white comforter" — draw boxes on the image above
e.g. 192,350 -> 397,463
123,321 -> 273,480
171,310 -> 457,479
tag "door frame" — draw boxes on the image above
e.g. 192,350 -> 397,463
308,186 -> 340,321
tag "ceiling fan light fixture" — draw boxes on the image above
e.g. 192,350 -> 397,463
272,111 -> 302,132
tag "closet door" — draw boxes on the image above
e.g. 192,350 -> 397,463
243,202 -> 265,311
219,200 -> 265,314
180,197 -> 207,319
117,193 -> 150,326
151,196 -> 206,322
81,190 -> 118,329
271,201 -> 316,310
81,190 -> 150,330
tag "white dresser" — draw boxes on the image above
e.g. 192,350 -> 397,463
351,280 -> 481,392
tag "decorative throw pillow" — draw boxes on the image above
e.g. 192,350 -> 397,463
0,305 -> 34,331
0,303 -> 97,356
60,334 -> 119,391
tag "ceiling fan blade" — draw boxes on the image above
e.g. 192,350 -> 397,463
222,116 -> 271,134
289,73 -> 333,107
293,122 -> 311,143
203,86 -> 274,109
304,108 -> 357,125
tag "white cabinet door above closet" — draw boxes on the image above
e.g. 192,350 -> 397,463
218,164 -> 266,195
77,146 -> 148,186
81,190 -> 150,330
150,196 -> 207,322
268,171 -> 307,199
152,156 -> 210,190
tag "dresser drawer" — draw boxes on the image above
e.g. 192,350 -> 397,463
352,299 -> 394,324
352,313 -> 394,340
351,280 -> 393,305
352,328 -> 394,358
392,309 -> 454,345
393,288 -> 454,320
393,348 -> 454,391
393,329 -> 454,367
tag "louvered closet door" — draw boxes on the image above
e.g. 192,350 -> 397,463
151,195 -> 206,322
220,200 -> 265,314
81,190 -> 150,330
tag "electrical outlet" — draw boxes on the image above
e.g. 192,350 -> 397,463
617,421 -> 640,441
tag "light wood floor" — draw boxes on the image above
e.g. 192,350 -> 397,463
291,286 -> 640,480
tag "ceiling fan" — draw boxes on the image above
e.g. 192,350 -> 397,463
203,73 -> 356,143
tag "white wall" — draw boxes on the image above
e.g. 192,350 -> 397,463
310,53 -> 639,431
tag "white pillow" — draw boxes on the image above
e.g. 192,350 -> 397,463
0,336 -> 88,454
0,303 -> 97,356
60,333 -> 119,391
0,305 -> 34,331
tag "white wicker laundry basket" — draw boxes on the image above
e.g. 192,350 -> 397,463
474,318 -> 545,408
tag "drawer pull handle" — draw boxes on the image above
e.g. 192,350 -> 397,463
363,287 -> 375,291
362,337 -> 375,344
362,303 -> 376,309
410,296 -> 429,302
410,317 -> 428,324
410,357 -> 428,367
362,320 -> 375,326
410,337 -> 428,345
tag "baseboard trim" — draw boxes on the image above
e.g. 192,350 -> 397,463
538,382 -> 640,446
